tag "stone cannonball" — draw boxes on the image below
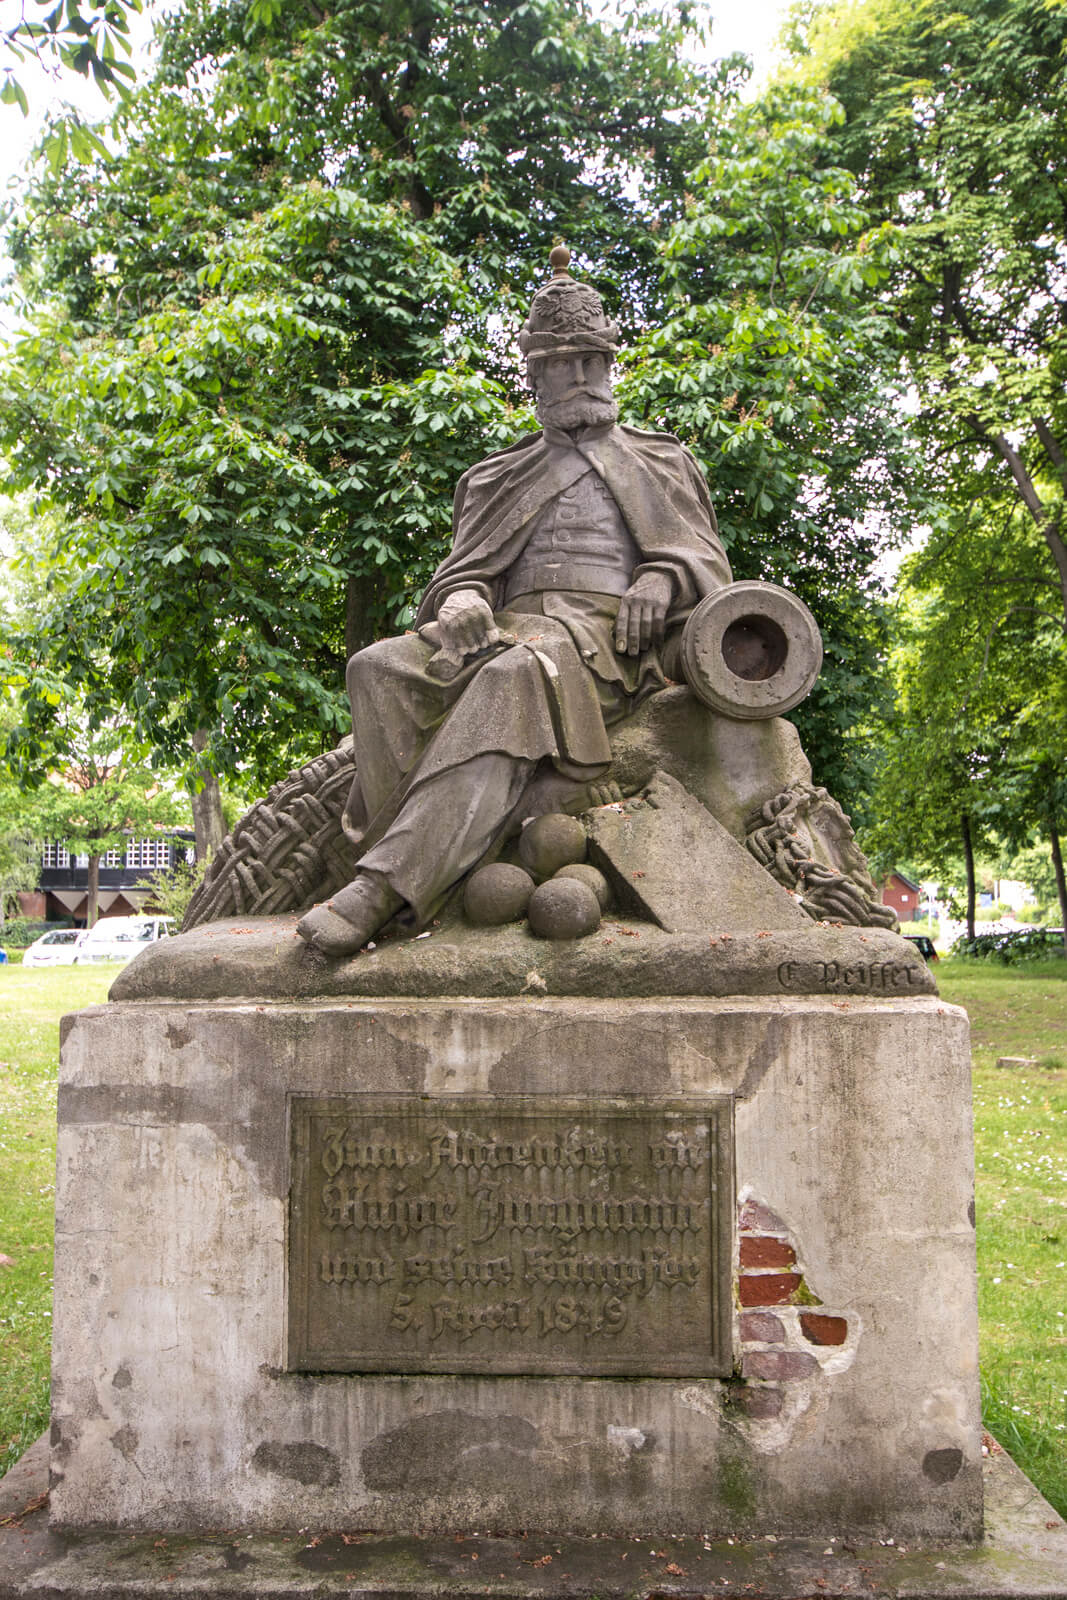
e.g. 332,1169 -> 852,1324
554,862 -> 611,910
518,812 -> 587,879
527,877 -> 602,940
464,863 -> 536,926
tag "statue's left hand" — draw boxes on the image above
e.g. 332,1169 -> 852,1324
615,570 -> 674,656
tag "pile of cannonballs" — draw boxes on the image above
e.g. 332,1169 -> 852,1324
463,813 -> 611,940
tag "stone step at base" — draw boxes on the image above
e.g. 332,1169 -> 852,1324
1,1437 -> 1065,1600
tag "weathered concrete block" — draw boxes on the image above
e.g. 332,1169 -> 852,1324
50,993 -> 982,1542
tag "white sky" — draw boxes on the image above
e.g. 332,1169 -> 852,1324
706,0 -> 792,73
0,1 -> 792,199
0,0 -> 157,193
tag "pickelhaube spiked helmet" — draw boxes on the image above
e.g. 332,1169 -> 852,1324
518,245 -> 620,363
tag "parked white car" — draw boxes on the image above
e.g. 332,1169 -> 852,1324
22,928 -> 88,967
73,916 -> 174,964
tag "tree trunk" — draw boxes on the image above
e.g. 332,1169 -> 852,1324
1049,818 -> 1067,956
1035,418 -> 1067,500
961,812 -> 977,941
189,731 -> 227,863
345,572 -> 379,659
86,853 -> 100,928
990,430 -> 1067,624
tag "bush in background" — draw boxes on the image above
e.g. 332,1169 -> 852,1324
951,927 -> 1066,963
0,918 -> 72,949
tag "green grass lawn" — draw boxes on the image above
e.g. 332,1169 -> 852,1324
934,957 -> 1067,1516
0,959 -> 1064,1516
0,966 -> 114,1479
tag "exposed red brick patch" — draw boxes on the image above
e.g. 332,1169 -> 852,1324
739,1236 -> 796,1270
742,1350 -> 819,1381
738,1198 -> 788,1234
738,1272 -> 801,1307
739,1311 -> 786,1342
800,1312 -> 848,1346
728,1384 -> 784,1419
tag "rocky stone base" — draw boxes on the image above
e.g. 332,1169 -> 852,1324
109,915 -> 933,1003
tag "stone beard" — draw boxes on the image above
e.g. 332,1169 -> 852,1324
533,367 -> 619,433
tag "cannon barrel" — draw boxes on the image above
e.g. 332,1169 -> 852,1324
679,580 -> 823,720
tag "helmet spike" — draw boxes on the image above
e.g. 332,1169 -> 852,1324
548,243 -> 571,277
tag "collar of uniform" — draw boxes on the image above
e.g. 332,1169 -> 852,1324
541,421 -> 619,450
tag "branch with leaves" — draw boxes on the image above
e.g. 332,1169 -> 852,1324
1,0 -> 143,165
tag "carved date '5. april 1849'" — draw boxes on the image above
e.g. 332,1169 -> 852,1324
288,1097 -> 733,1377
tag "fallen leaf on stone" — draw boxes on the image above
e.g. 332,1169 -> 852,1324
532,1554 -> 552,1567
0,1491 -> 48,1529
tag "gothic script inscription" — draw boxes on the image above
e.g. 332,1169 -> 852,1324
288,1097 -> 732,1376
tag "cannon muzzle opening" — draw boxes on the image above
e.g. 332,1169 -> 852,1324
680,580 -> 823,720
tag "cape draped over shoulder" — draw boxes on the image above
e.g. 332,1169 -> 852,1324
415,422 -> 732,626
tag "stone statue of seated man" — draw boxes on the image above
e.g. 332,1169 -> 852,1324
296,247 -> 742,956
195,247 -> 890,957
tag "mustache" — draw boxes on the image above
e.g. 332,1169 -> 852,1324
555,384 -> 612,402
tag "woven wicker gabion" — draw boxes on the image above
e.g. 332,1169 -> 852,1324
183,741 -> 357,929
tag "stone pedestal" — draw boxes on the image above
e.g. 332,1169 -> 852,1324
51,990 -> 982,1541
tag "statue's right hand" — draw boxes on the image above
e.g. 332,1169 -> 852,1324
436,589 -> 500,659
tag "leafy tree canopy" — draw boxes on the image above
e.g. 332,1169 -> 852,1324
786,0 -> 1067,922
793,0 -> 1067,623
863,491 -> 1067,936
621,84 -> 914,804
2,0 -> 910,823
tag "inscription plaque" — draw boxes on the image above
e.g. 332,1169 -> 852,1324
288,1096 -> 733,1376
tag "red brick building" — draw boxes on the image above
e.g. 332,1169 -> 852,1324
881,871 -> 922,922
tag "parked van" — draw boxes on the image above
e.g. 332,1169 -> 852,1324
74,916 -> 174,964
22,928 -> 88,967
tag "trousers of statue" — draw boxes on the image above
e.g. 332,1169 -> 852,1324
344,596 -> 676,923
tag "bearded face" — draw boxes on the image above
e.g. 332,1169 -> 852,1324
531,350 -> 619,432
